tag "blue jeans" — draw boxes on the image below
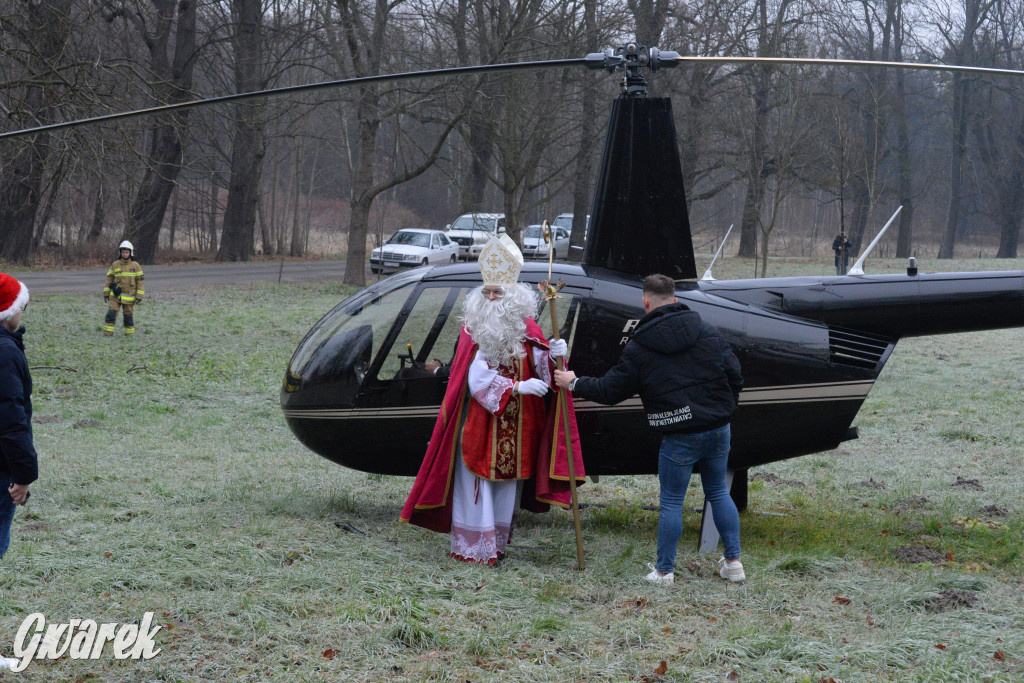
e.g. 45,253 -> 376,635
656,424 -> 741,574
0,475 -> 16,559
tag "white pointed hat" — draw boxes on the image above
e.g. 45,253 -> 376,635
478,234 -> 524,286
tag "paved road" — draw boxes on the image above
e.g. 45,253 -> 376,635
15,260 -> 362,295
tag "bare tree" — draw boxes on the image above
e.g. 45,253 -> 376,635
971,0 -> 1024,257
121,0 -> 198,264
735,0 -> 805,258
930,0 -> 997,258
217,0 -> 265,261
319,0 -> 467,286
0,0 -> 73,264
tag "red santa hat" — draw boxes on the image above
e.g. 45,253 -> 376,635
0,273 -> 29,323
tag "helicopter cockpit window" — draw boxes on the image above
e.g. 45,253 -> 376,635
288,270 -> 424,378
374,286 -> 467,380
534,288 -> 584,348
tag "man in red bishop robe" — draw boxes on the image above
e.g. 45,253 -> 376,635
400,234 -> 585,564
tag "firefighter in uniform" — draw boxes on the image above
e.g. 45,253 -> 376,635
103,241 -> 145,336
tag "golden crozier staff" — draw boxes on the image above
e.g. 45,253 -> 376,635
539,221 -> 585,569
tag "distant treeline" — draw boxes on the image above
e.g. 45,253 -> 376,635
1,0 -> 1022,283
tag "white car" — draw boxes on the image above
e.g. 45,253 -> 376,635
370,229 -> 459,274
521,224 -> 570,260
446,213 -> 506,260
551,212 -> 589,239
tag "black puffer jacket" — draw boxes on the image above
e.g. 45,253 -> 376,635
0,325 -> 38,485
573,302 -> 742,434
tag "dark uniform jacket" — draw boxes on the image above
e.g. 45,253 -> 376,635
0,325 -> 38,485
573,302 -> 743,434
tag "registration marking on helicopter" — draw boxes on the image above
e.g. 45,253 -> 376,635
282,380 -> 875,419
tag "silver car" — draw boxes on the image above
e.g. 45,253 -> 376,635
521,224 -> 570,260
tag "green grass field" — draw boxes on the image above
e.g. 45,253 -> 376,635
1,258 -> 1022,681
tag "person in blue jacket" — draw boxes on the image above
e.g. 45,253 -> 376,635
0,273 -> 37,558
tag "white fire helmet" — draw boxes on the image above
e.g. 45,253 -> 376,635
118,240 -> 134,257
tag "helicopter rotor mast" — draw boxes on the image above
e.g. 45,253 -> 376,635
585,43 -> 681,97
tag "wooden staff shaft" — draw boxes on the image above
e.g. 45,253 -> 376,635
548,300 -> 584,570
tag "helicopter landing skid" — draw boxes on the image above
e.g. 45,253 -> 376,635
698,469 -> 735,555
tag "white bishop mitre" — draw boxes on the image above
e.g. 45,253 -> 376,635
478,234 -> 524,286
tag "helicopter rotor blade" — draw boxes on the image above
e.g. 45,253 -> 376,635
5,51 -> 1024,142
0,57 -> 588,141
673,55 -> 1024,79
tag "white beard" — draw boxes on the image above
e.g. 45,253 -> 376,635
462,283 -> 539,368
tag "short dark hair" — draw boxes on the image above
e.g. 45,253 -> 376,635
643,274 -> 675,299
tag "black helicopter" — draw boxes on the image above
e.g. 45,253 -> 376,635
5,45 -> 1019,505
278,44 -> 1024,507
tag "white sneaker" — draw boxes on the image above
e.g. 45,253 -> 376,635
645,562 -> 674,585
718,557 -> 746,582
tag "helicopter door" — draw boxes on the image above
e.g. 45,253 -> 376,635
358,285 -> 470,405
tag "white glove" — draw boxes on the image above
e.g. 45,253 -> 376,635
548,339 -> 568,358
516,378 -> 550,397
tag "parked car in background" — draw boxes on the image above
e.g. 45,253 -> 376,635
551,212 -> 589,239
370,229 -> 459,274
445,213 -> 505,260
521,224 -> 570,260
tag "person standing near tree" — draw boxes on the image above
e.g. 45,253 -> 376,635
103,240 -> 145,336
401,235 -> 585,565
0,273 -> 37,559
832,231 -> 852,276
554,274 -> 744,584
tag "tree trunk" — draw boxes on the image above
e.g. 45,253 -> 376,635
738,73 -> 771,258
168,183 -> 179,251
289,145 -> 305,257
217,0 -> 265,262
343,103 -> 381,287
87,183 -> 105,244
938,71 -> 969,259
124,0 -> 197,264
891,0 -> 914,258
994,114 -> 1024,258
207,172 -> 220,253
938,0 -> 985,259
0,0 -> 71,265
462,115 -> 493,213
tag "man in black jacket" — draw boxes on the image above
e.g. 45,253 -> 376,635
554,274 -> 745,585
0,273 -> 37,559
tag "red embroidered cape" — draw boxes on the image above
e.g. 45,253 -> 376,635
399,319 -> 585,533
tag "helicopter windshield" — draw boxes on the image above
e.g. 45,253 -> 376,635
387,231 -> 431,247
288,269 -> 425,378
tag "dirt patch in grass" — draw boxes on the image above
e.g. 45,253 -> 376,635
856,478 -> 887,489
923,589 -> 980,612
33,415 -> 62,424
72,418 -> 102,429
752,472 -> 806,487
893,545 -> 947,564
978,505 -> 1010,517
890,495 -> 931,514
951,476 -> 984,491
